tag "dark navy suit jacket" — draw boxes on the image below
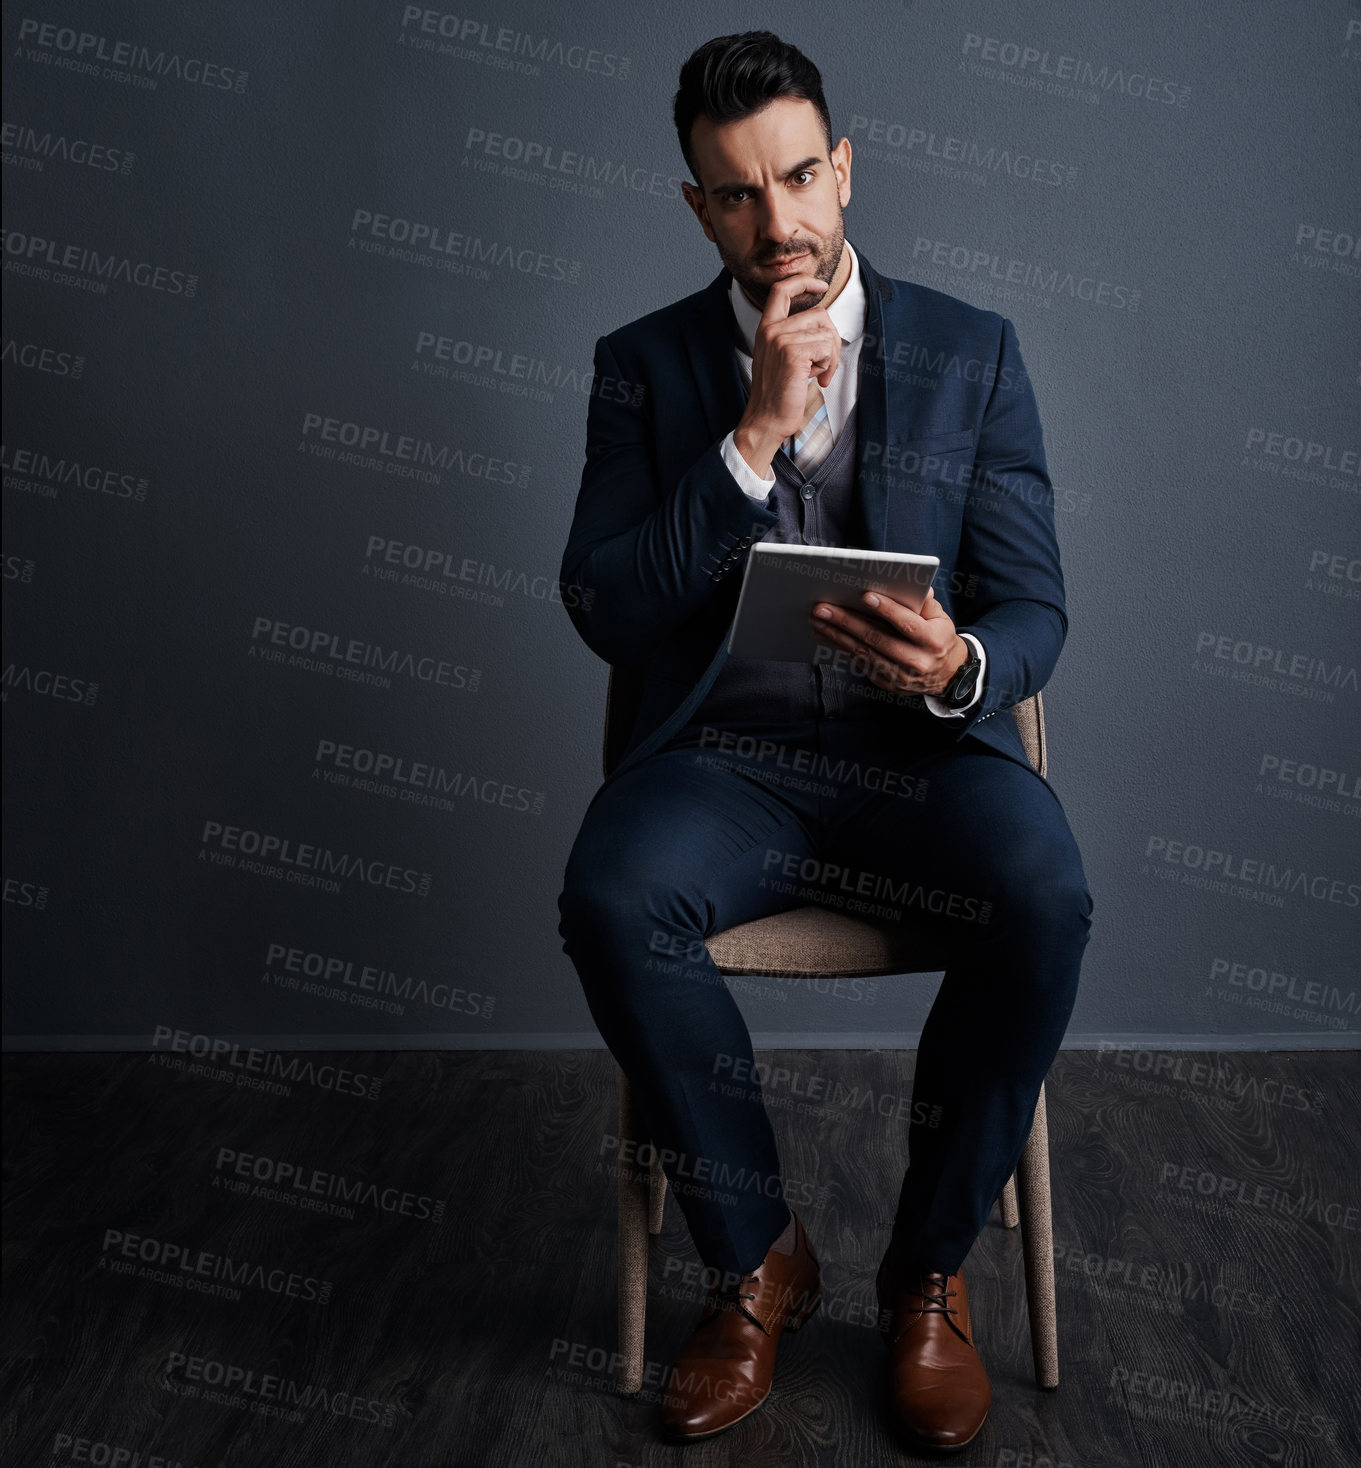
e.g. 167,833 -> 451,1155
560,242 -> 1068,785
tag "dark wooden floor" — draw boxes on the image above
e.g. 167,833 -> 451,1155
2,1047 -> 1358,1467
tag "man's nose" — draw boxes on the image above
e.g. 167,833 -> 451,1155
757,197 -> 800,248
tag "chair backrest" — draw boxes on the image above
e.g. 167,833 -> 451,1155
604,664 -> 1047,780
1012,690 -> 1047,779
601,663 -> 647,779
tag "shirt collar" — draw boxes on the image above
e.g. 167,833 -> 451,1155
729,238 -> 865,355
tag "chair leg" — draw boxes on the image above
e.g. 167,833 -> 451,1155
648,1147 -> 668,1235
616,1073 -> 651,1395
1015,1081 -> 1059,1389
999,1174 -> 1019,1229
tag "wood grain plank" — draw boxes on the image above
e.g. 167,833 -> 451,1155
2,1049 -> 1357,1466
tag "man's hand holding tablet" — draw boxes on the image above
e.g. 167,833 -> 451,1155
809,583 -> 972,698
727,543 -> 952,679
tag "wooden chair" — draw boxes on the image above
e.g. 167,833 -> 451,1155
602,666 -> 1059,1394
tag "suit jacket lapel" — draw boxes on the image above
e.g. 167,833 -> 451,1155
853,248 -> 895,552
682,269 -> 748,448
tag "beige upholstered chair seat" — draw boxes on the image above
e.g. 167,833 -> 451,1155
707,904 -> 916,977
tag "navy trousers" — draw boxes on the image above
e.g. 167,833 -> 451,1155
557,709 -> 1093,1278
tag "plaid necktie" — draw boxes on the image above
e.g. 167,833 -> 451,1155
789,377 -> 832,475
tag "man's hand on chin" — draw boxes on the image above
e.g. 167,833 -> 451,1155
806,587 -> 969,696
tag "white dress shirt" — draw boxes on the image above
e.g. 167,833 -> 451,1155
718,239 -> 985,718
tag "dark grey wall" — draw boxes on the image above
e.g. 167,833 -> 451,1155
3,2 -> 1358,1050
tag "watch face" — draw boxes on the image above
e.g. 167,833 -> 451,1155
947,661 -> 980,707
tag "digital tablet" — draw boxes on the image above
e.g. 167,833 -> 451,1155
727,543 -> 940,662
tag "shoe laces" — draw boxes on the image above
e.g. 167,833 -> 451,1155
703,1268 -> 766,1328
904,1270 -> 957,1319
709,1270 -> 760,1309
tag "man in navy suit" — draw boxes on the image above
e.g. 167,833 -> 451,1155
557,29 -> 1093,1453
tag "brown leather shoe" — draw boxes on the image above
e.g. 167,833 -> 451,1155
659,1211 -> 820,1441
875,1246 -> 991,1453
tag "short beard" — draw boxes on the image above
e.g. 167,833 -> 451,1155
723,213 -> 846,314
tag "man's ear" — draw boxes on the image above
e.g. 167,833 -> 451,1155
681,180 -> 717,244
833,137 -> 852,209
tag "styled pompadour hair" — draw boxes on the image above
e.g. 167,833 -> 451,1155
673,30 -> 833,188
